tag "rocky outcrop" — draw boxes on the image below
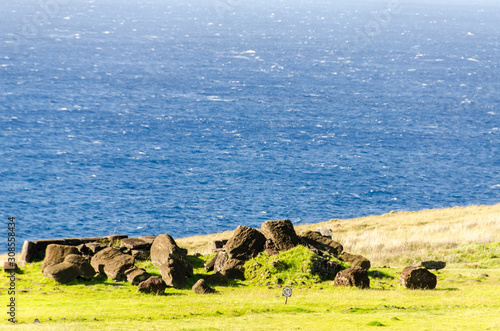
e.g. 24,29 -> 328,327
400,266 -> 437,289
338,252 -> 371,270
300,231 -> 343,257
42,244 -> 79,272
334,267 -> 370,289
225,226 -> 266,260
192,279 -> 215,294
64,254 -> 96,280
150,234 -> 193,288
90,247 -> 135,282
260,219 -> 299,252
137,276 -> 167,295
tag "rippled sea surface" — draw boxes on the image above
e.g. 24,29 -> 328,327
1,0 -> 499,246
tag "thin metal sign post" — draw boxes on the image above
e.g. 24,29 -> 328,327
282,286 -> 292,304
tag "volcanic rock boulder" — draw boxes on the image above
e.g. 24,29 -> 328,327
121,238 -> 151,250
220,258 -> 246,280
64,254 -> 96,280
131,249 -> 150,260
419,260 -> 446,270
204,272 -> 228,285
225,226 -> 266,260
300,231 -> 343,257
90,247 -> 135,282
334,266 -> 370,289
150,234 -> 193,289
211,240 -> 228,253
42,244 -> 79,272
43,262 -> 79,284
315,227 -> 333,238
338,252 -> 371,270
400,266 -> 437,289
192,279 -> 215,294
205,250 -> 228,272
312,257 -> 343,280
264,239 -> 278,256
260,219 -> 300,252
125,267 -> 151,285
137,276 -> 167,295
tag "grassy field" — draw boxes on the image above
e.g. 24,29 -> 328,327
2,204 -> 500,330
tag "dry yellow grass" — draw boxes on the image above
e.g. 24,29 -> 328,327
176,203 -> 500,266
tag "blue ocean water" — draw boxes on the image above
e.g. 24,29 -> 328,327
1,0 -> 499,248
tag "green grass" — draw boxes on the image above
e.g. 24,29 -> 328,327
3,247 -> 500,330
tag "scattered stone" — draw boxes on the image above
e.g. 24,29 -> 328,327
131,249 -> 150,260
334,266 -> 370,289
138,236 -> 157,245
137,276 -> 167,295
121,238 -> 150,250
150,234 -> 193,288
85,242 -> 108,255
221,258 -> 246,280
225,226 -> 266,260
300,231 -> 343,257
43,262 -> 79,284
312,257 -> 343,280
400,266 -> 437,289
338,252 -> 371,270
3,261 -> 18,273
204,272 -> 228,285
106,234 -> 128,244
213,251 -> 229,273
90,247 -> 135,282
204,251 -> 225,272
419,260 -> 446,270
125,267 -> 151,285
211,240 -> 228,252
264,239 -> 278,256
315,227 -> 333,238
260,219 -> 300,252
42,244 -> 80,272
192,279 -> 215,294
64,254 -> 96,280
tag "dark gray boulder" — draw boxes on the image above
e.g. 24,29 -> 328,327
334,266 -> 370,289
150,234 -> 193,288
221,258 -> 246,280
131,249 -> 150,260
43,262 -> 79,284
125,267 -> 151,285
90,247 -> 135,281
137,276 -> 167,295
260,219 -> 300,252
225,226 -> 266,260
300,231 -> 343,257
338,252 -> 371,270
211,240 -> 228,253
64,254 -> 96,280
121,238 -> 150,250
204,272 -> 228,285
400,266 -> 437,289
192,279 -> 215,294
42,244 -> 79,272
419,260 -> 446,270
311,257 -> 343,280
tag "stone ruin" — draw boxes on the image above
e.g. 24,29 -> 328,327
19,219 -> 381,294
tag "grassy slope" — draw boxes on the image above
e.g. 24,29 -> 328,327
2,203 -> 500,330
